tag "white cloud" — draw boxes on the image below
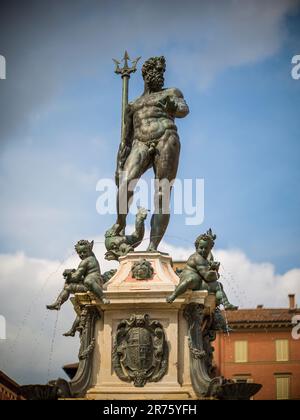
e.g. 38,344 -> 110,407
214,249 -> 300,308
167,0 -> 300,89
0,236 -> 299,384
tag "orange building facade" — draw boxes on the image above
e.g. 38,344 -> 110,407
213,296 -> 300,400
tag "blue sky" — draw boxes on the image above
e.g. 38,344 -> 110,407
1,0 -> 300,272
1,0 -> 300,385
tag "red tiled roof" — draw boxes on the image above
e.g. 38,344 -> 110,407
222,308 -> 300,329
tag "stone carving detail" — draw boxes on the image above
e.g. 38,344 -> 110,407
131,258 -> 154,280
183,303 -> 218,397
113,314 -> 168,387
67,304 -> 100,397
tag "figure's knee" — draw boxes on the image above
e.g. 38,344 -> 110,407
207,281 -> 218,293
178,279 -> 192,290
216,290 -> 223,301
84,278 -> 100,291
84,279 -> 93,289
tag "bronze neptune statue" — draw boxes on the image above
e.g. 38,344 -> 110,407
110,55 -> 189,251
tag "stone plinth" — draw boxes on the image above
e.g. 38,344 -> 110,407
73,252 -> 211,400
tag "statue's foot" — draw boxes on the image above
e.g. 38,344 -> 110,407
46,303 -> 61,311
166,295 -> 175,304
63,330 -> 75,337
224,303 -> 238,311
146,244 -> 157,252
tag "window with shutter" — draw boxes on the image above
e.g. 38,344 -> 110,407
276,376 -> 290,400
275,339 -> 289,362
234,341 -> 248,363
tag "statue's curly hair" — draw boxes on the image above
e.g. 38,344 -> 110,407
141,56 -> 166,80
75,239 -> 94,252
194,229 -> 216,249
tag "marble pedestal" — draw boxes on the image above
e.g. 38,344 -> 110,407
73,252 -> 214,400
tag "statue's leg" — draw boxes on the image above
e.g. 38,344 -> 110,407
216,282 -> 238,310
84,278 -> 110,304
207,280 -> 218,294
46,284 -> 71,310
166,275 -> 199,303
148,133 -> 180,251
63,314 -> 80,337
166,281 -> 190,303
115,141 -> 151,234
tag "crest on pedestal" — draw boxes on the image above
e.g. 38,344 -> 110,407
113,314 -> 168,387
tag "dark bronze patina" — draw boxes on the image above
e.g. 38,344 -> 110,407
104,207 -> 148,261
46,240 -> 110,310
111,54 -> 189,251
166,229 -> 238,311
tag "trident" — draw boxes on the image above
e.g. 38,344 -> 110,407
113,51 -> 141,167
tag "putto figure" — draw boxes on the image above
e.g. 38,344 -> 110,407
47,240 -> 109,310
113,56 -> 189,251
166,229 -> 237,310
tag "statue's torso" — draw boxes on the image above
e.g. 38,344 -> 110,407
131,88 -> 178,142
84,255 -> 101,278
184,253 -> 210,276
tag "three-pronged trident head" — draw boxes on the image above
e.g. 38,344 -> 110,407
113,50 -> 141,78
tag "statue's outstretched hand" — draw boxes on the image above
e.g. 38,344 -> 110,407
158,96 -> 177,114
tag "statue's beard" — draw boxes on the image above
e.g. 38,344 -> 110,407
145,72 -> 164,91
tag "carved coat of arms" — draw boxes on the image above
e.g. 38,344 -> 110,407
112,314 -> 168,387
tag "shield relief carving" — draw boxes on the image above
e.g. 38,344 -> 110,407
112,314 -> 169,387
